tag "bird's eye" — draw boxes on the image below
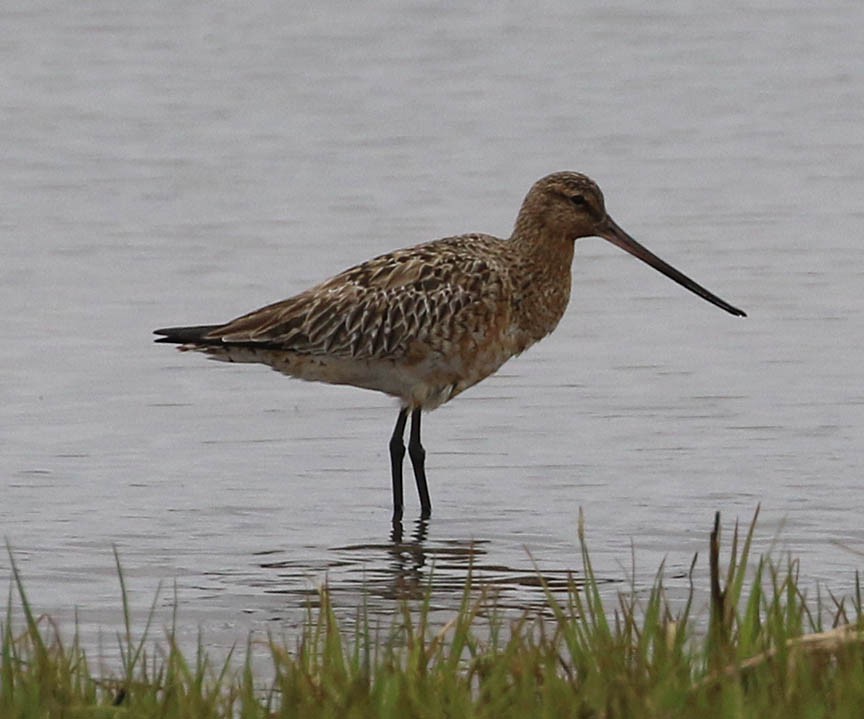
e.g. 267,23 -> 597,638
569,195 -> 587,207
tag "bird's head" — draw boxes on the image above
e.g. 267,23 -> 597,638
514,171 -> 746,317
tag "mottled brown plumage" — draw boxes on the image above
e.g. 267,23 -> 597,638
155,171 -> 745,520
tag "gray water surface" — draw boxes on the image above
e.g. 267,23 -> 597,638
2,1 -> 863,656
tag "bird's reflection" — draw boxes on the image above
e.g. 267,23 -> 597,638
258,515 -> 594,610
389,516 -> 428,544
386,517 -> 430,599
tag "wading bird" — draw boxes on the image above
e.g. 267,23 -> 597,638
155,172 -> 746,521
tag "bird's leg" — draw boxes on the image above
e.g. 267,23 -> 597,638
389,408 -> 409,523
408,408 -> 431,518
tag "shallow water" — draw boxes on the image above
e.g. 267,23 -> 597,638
2,1 -> 863,658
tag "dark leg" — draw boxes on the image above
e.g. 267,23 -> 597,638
389,408 -> 409,523
408,408 -> 431,518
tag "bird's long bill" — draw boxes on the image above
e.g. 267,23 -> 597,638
599,217 -> 746,317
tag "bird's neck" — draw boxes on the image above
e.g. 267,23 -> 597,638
507,229 -> 575,346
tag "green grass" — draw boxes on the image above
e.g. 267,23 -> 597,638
3,509 -> 864,718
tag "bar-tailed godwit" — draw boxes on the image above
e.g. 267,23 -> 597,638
155,171 -> 745,521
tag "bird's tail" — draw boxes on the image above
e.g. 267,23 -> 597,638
153,325 -> 223,345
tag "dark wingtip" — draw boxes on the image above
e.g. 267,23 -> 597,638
153,325 -> 222,344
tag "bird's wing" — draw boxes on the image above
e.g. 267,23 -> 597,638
205,236 -> 508,361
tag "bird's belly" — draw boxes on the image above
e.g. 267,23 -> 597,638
397,330 -> 528,410
194,337 -> 522,411
198,345 -> 412,398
